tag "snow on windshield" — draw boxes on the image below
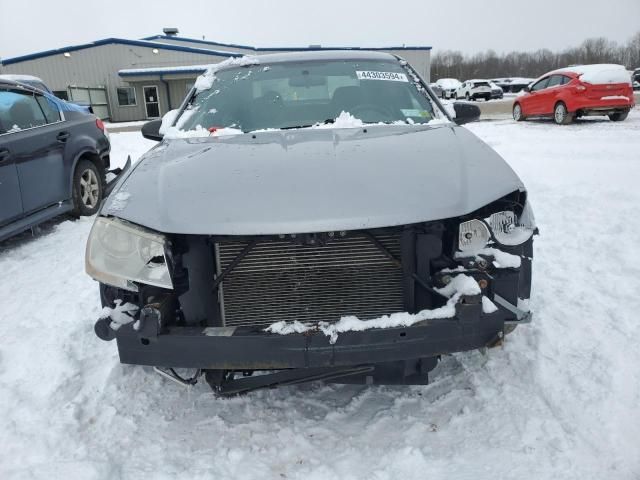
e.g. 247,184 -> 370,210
194,55 -> 261,93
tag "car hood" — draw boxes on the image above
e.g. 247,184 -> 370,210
103,124 -> 525,235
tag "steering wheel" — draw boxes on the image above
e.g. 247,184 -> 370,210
349,103 -> 393,122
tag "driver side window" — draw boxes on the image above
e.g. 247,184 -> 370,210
531,77 -> 550,92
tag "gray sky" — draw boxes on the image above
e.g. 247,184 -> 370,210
1,0 -> 639,60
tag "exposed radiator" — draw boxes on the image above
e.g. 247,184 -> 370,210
216,232 -> 404,328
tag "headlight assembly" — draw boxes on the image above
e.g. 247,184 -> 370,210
486,201 -> 536,246
458,219 -> 491,252
85,217 -> 173,291
458,201 -> 536,253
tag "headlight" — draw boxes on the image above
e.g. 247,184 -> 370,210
458,219 -> 490,252
486,201 -> 536,246
85,217 -> 173,291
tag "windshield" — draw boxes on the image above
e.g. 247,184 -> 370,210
174,59 -> 446,133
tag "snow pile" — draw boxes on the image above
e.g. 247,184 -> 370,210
311,111 -> 450,130
160,106 -> 244,139
314,111 -> 364,129
557,64 -> 632,85
158,109 -> 179,135
456,247 -> 522,269
99,299 -> 139,331
194,55 -> 260,92
267,274 -> 483,344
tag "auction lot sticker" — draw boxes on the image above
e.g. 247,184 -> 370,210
357,71 -> 408,82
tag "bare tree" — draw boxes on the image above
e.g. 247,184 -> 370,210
431,31 -> 640,81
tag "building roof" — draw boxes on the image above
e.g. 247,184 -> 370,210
0,38 -> 238,66
1,35 -> 431,68
143,35 -> 432,52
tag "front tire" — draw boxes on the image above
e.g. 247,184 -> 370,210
608,110 -> 629,122
72,159 -> 103,216
465,92 -> 470,101
553,102 -> 573,125
513,103 -> 525,121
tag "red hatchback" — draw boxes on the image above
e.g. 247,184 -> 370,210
513,64 -> 635,125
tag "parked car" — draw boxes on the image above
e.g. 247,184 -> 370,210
492,77 -> 534,94
489,81 -> 504,99
455,80 -> 492,101
86,51 -> 534,395
0,79 -> 120,242
429,82 -> 444,98
435,78 -> 461,99
512,64 -> 635,125
0,74 -> 93,115
633,68 -> 640,91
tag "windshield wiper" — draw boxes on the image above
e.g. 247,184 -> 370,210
279,124 -> 314,130
280,119 -> 334,130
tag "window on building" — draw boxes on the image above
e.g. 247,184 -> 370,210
117,87 -> 137,106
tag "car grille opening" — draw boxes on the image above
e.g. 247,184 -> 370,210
216,232 -> 404,328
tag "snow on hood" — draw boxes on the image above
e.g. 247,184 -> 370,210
103,124 -> 524,235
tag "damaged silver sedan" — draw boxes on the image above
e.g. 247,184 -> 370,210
86,51 -> 536,395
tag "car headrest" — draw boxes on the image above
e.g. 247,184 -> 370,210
9,100 -> 38,129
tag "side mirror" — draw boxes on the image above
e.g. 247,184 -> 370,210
141,119 -> 163,141
452,102 -> 481,125
523,85 -> 531,93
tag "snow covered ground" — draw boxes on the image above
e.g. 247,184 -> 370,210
1,111 -> 640,479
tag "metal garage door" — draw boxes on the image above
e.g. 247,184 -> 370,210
68,86 -> 111,120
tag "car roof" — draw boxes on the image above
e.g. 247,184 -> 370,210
0,78 -> 40,92
216,50 -> 398,71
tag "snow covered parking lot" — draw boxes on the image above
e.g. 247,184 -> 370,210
1,111 -> 640,479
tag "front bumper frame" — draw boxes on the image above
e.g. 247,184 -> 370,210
112,297 -> 512,370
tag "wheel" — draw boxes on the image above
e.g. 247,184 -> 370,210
513,103 -> 525,121
72,159 -> 103,216
453,92 -> 458,100
553,102 -> 573,125
465,92 -> 470,101
608,110 -> 629,122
